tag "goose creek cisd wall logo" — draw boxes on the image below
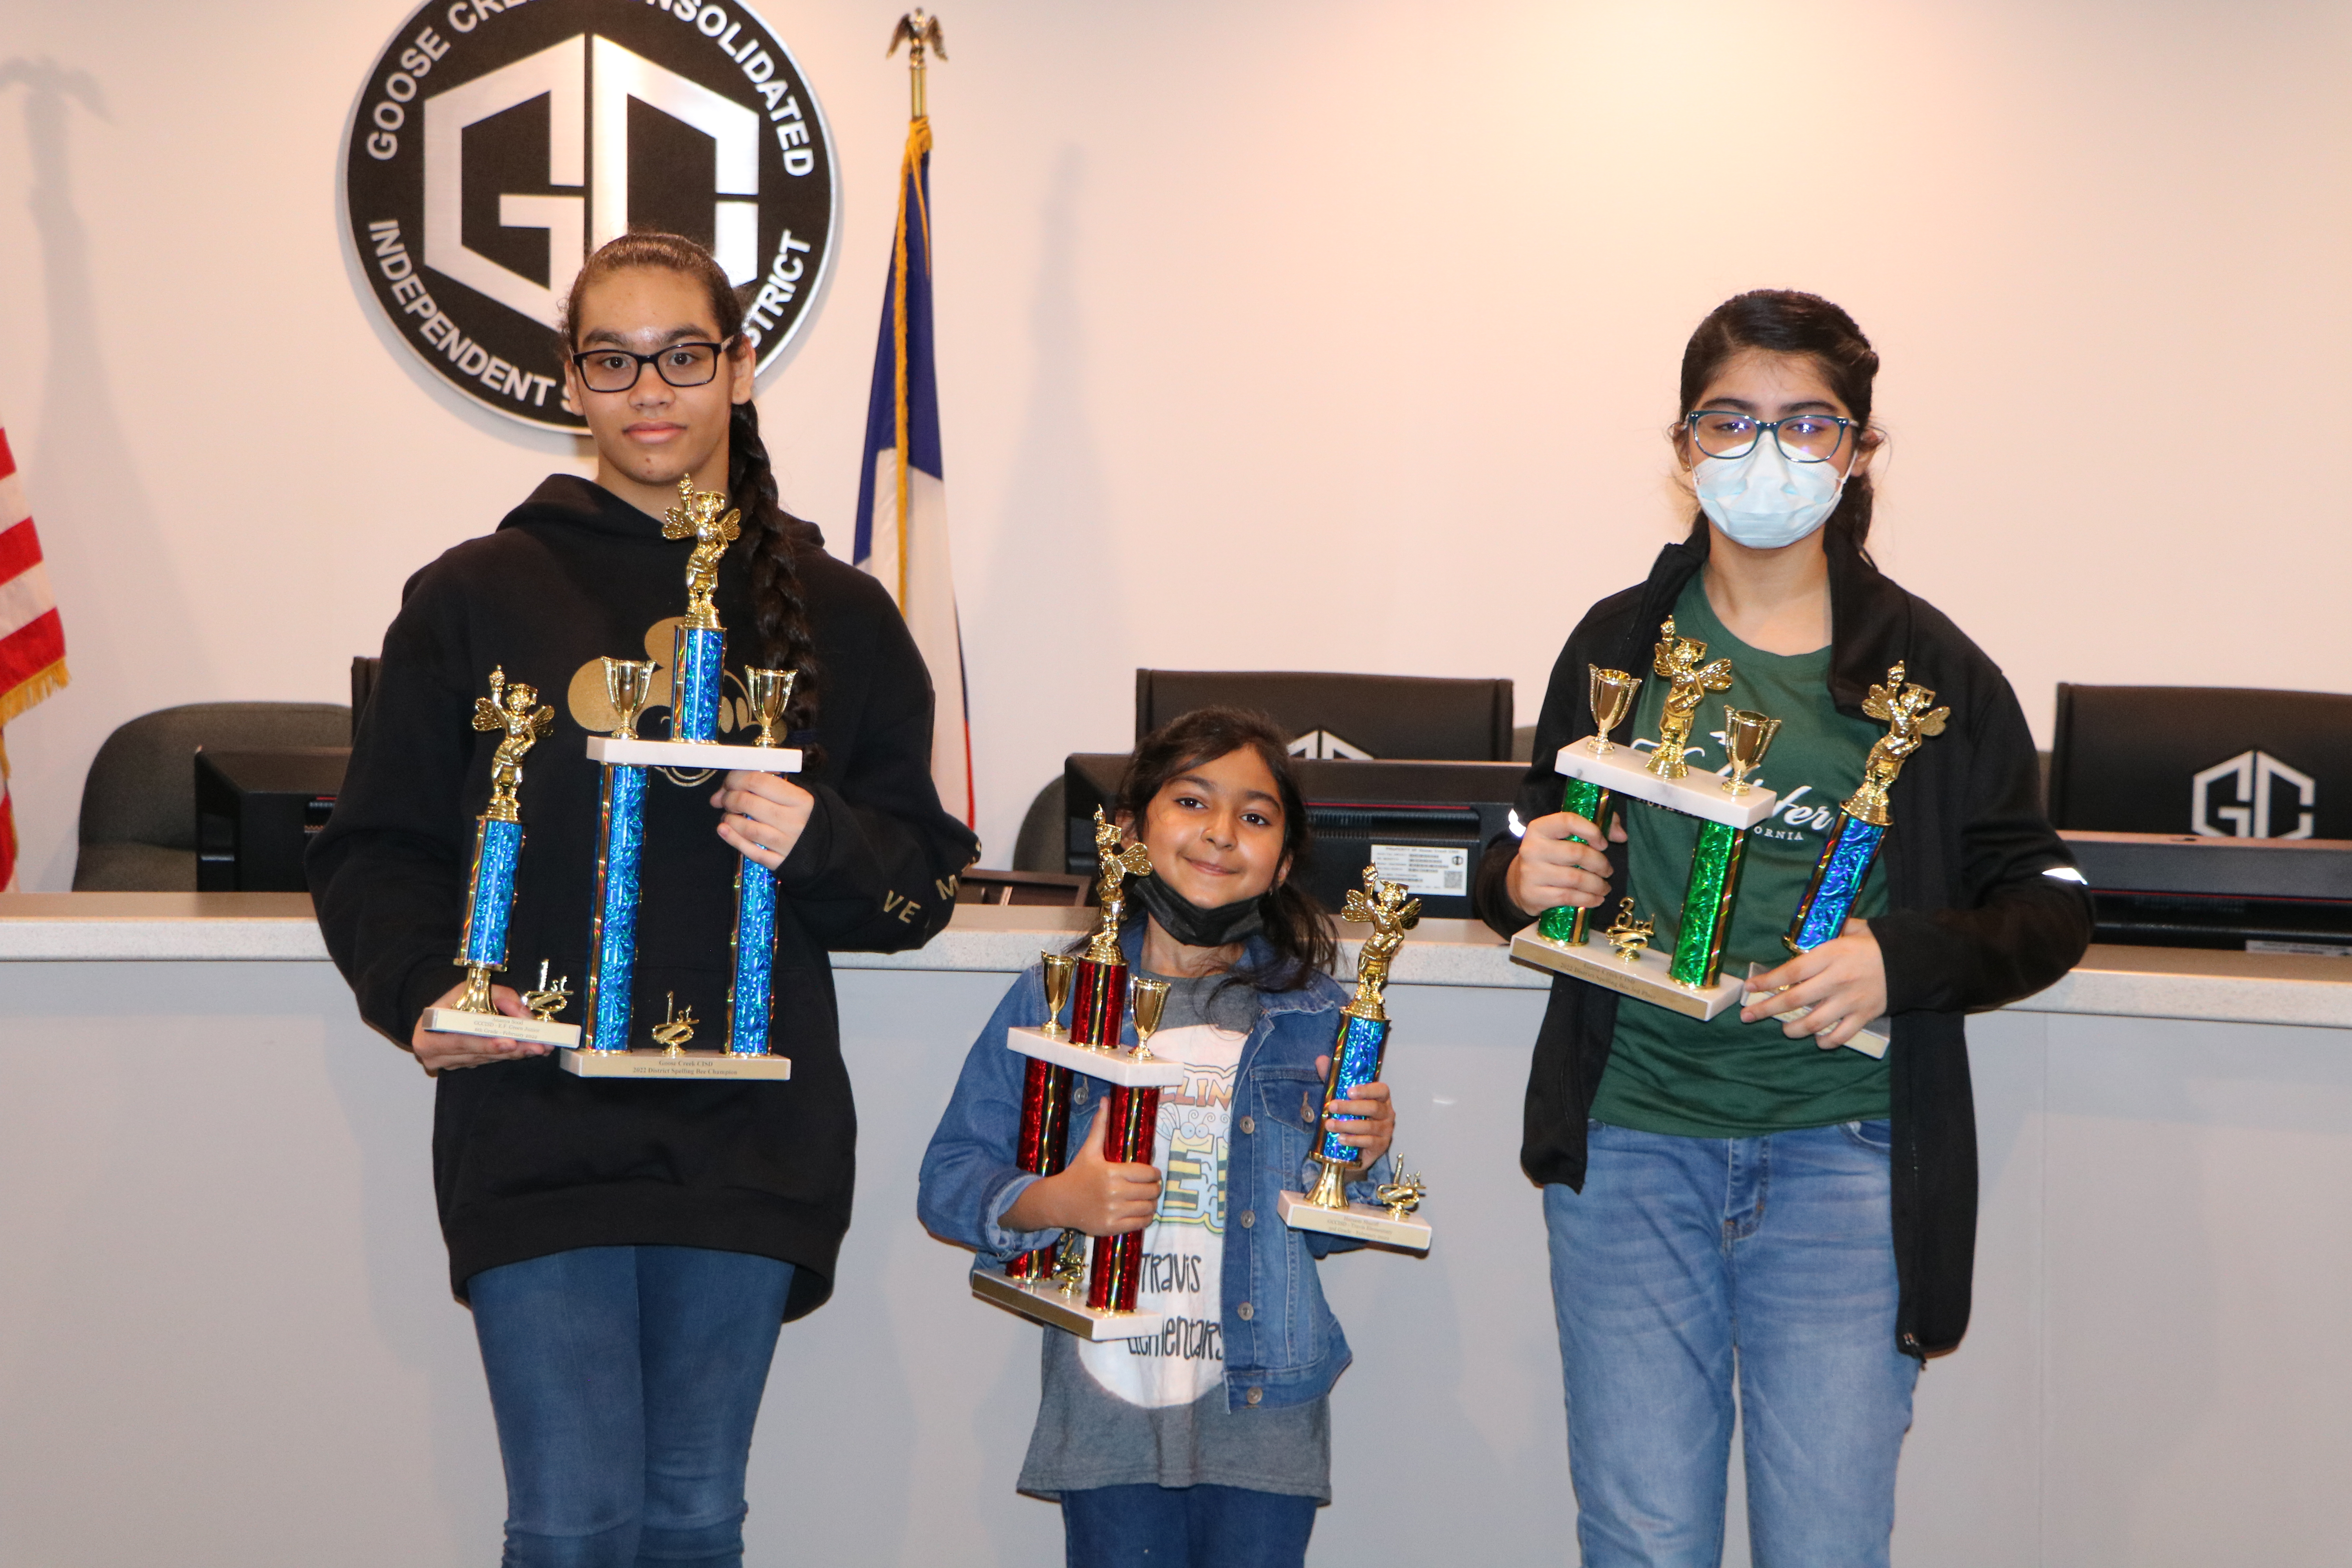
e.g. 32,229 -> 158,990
340,0 -> 838,432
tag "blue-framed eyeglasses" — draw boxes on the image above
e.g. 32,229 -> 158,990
1683,409 -> 1860,464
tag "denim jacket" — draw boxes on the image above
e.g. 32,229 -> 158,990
917,928 -> 1389,1413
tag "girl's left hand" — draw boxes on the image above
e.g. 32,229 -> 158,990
1313,1055 -> 1395,1168
712,770 -> 815,870
1741,920 -> 1887,1050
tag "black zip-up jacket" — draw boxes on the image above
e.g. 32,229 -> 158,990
1475,526 -> 2092,1357
309,475 -> 979,1319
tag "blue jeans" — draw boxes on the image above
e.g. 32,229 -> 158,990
469,1246 -> 796,1568
1060,1484 -> 1318,1568
1545,1121 -> 1919,1568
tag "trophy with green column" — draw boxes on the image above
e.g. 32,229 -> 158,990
1511,617 -> 1782,1020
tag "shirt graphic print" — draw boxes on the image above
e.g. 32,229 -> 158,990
1077,1017 -> 1246,1409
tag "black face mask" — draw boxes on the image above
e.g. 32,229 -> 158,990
1132,872 -> 1268,949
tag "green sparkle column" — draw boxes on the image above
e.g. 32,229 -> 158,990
1668,819 -> 1749,988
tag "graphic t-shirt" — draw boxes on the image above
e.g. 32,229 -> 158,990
1016,971 -> 1332,1501
1589,577 -> 1893,1136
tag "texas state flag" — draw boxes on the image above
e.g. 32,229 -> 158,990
0,426 -> 70,889
852,111 -> 973,829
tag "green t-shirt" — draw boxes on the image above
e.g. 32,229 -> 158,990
1588,578 -> 1891,1137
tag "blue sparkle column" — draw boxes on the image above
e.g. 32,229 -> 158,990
726,860 -> 778,1055
1784,663 -> 1948,955
583,761 -> 648,1050
670,624 -> 724,743
1316,1011 -> 1390,1165
1300,871 -> 1419,1210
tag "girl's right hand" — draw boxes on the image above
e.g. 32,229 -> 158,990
1000,1111 -> 1161,1238
408,979 -> 548,1074
1505,809 -> 1625,918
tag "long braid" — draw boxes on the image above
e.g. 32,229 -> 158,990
729,400 -> 820,744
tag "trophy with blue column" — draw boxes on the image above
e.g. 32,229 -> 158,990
1742,662 -> 1947,1059
1510,618 -> 1783,1020
421,668 -> 582,1047
1279,865 -> 1433,1251
558,477 -> 802,1081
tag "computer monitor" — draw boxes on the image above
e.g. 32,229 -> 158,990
195,747 -> 349,892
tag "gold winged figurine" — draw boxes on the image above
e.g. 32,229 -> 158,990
661,477 -> 742,632
1647,618 -> 1735,780
1844,663 -> 1950,828
1341,867 -> 1421,1021
1086,809 -> 1155,964
474,666 -> 556,824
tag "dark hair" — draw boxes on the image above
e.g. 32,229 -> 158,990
1113,706 -> 1336,993
558,231 -> 818,738
1677,289 -> 1882,557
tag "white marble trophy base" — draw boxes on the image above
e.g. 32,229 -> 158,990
556,1047 -> 794,1080
1006,1026 -> 1185,1087
1743,964 -> 1891,1058
1276,1189 -> 1433,1252
1555,739 -> 1779,829
969,1267 -> 1168,1340
585,737 -> 802,773
1510,925 -> 1744,1020
421,1007 -> 582,1047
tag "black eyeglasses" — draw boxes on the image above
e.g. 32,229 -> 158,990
569,338 -> 736,394
1683,409 -> 1860,464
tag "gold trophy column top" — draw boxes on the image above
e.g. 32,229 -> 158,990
661,476 -> 743,632
1648,617 -> 1735,780
1087,808 -> 1155,964
474,666 -> 556,823
1844,662 -> 1949,827
1341,866 -> 1421,1021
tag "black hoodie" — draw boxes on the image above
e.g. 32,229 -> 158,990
1475,526 -> 2092,1358
309,475 -> 979,1319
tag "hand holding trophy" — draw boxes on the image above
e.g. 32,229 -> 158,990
1513,618 -> 1784,1020
562,476 -> 804,1080
972,811 -> 1183,1339
1278,865 -> 1434,1252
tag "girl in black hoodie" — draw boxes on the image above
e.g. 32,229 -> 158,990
309,233 -> 977,1568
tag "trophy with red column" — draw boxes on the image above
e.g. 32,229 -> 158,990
970,808 -> 1181,1339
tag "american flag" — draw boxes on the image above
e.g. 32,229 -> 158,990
0,427 -> 69,889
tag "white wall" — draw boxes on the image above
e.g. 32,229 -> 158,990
2,0 -> 2348,887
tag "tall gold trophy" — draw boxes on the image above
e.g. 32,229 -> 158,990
561,477 -> 802,1080
1511,618 -> 1784,1019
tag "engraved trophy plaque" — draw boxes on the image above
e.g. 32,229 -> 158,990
1278,866 -> 1433,1252
421,668 -> 581,1048
1512,618 -> 1783,1019
560,477 -> 803,1081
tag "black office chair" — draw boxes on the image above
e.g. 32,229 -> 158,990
74,702 -> 352,890
2047,683 -> 2352,838
1133,670 -> 1514,761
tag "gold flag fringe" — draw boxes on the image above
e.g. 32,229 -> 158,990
0,659 -> 71,776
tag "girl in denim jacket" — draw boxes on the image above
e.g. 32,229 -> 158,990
919,707 -> 1401,1568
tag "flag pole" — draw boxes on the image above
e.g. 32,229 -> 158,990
889,9 -> 946,121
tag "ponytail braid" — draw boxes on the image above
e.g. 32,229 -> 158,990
729,400 -> 820,740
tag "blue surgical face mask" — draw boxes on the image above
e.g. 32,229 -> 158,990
1691,439 -> 1849,550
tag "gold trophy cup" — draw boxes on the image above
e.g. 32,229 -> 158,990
744,668 -> 797,747
1130,976 -> 1170,1063
1585,667 -> 1642,756
1720,707 -> 1783,797
1038,953 -> 1077,1040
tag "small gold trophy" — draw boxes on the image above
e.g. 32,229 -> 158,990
1584,666 -> 1643,757
1129,976 -> 1170,1062
1721,707 -> 1782,797
1038,953 -> 1077,1040
745,667 -> 797,747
